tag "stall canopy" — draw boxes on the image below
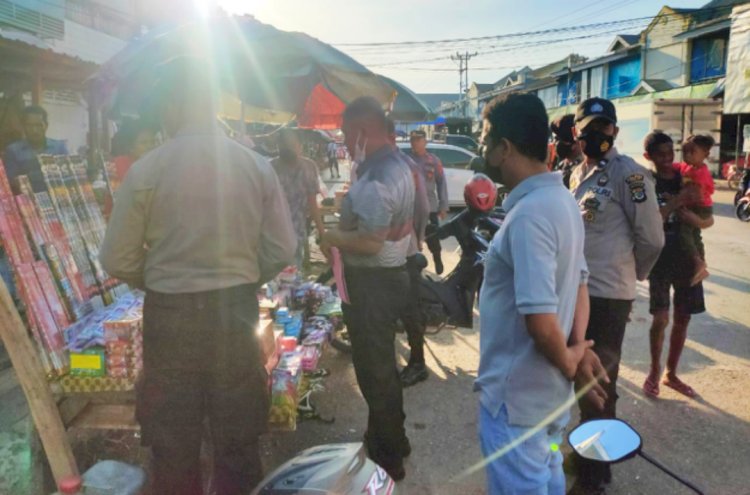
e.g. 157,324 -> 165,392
378,75 -> 434,123
90,14 -> 396,129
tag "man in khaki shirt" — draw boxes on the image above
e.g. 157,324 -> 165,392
101,59 -> 296,495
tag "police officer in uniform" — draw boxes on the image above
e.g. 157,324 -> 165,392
568,98 -> 664,494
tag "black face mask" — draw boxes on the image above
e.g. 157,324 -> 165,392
578,130 -> 614,160
481,144 -> 505,185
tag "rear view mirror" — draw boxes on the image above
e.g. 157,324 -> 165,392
569,419 -> 641,463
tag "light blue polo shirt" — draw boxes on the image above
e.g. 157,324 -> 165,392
475,171 -> 587,427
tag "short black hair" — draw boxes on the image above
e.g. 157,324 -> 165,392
685,134 -> 715,152
342,96 -> 387,131
22,105 -> 48,125
644,131 -> 673,156
111,118 -> 154,156
482,93 -> 548,162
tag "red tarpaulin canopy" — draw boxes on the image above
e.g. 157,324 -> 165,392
297,83 -> 347,129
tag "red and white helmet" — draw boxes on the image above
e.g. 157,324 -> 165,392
464,173 -> 497,212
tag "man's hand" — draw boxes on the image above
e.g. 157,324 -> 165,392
574,348 -> 609,411
319,231 -> 334,262
438,210 -> 448,220
563,340 -> 594,380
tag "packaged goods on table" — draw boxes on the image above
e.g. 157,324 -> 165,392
269,349 -> 303,431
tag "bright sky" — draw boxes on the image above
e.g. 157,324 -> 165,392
217,0 -> 709,95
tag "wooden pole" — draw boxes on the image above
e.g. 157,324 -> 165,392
0,277 -> 78,485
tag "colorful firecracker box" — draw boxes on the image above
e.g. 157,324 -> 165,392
0,158 -> 13,198
56,375 -> 135,393
269,350 -> 303,431
69,347 -> 106,377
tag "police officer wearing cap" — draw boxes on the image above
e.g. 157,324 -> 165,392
568,97 -> 664,494
550,113 -> 583,189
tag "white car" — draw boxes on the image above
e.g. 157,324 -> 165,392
396,142 -> 480,207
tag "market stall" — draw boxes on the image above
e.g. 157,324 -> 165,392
0,150 -> 347,486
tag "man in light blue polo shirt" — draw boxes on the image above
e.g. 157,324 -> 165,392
475,93 -> 597,495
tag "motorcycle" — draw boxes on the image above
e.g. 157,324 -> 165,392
315,206 -> 503,349
417,207 -> 503,332
733,167 -> 750,206
569,419 -> 704,494
251,443 -> 398,495
736,187 -> 750,222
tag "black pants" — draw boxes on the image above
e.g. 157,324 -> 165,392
138,284 -> 268,495
329,156 -> 339,177
342,265 -> 410,469
425,213 -> 442,262
576,296 -> 633,488
402,255 -> 425,365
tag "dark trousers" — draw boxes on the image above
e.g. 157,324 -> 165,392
425,213 -> 442,263
138,284 -> 268,495
342,266 -> 410,469
576,296 -> 633,488
402,255 -> 425,364
329,156 -> 339,177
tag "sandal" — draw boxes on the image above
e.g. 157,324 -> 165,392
642,374 -> 660,398
662,377 -> 697,398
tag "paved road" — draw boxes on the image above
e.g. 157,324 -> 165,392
262,173 -> 750,494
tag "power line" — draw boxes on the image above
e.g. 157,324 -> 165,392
335,5 -> 733,49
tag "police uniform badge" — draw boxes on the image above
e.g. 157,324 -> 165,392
626,173 -> 647,203
597,174 -> 609,186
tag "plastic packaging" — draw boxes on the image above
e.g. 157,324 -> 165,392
81,460 -> 146,495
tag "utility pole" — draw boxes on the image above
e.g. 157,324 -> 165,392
451,51 -> 477,118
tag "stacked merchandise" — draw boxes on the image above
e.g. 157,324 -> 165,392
0,155 -> 128,379
263,268 -> 343,431
62,292 -> 144,390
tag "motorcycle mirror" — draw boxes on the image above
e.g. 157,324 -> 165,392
568,419 -> 642,463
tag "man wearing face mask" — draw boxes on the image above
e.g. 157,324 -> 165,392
271,128 -> 326,269
568,97 -> 664,495
550,114 -> 583,189
321,97 -> 415,481
410,130 -> 449,274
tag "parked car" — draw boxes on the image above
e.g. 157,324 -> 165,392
397,142 -> 480,207
445,134 -> 479,153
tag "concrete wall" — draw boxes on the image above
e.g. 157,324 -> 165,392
643,12 -> 693,87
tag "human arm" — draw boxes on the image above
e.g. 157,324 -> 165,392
306,164 -> 326,237
308,195 -> 325,238
258,168 -> 297,284
621,171 -> 665,280
569,276 -> 590,346
567,277 -> 609,410
434,157 -> 449,218
510,215 -> 593,380
677,208 -> 714,229
525,314 -> 594,380
100,174 -> 149,289
321,228 -> 384,257
412,166 -> 431,249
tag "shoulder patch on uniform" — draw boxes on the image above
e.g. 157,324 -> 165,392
625,173 -> 644,184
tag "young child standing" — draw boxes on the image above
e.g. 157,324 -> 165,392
678,134 -> 715,286
642,131 -> 708,399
